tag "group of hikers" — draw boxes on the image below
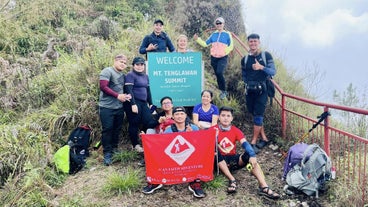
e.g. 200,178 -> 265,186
98,17 -> 279,199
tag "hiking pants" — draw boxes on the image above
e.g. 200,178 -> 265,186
124,99 -> 158,147
99,107 -> 125,154
211,55 -> 228,91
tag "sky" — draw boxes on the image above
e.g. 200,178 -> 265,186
240,0 -> 368,103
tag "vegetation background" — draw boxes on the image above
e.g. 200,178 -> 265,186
0,0 -> 365,206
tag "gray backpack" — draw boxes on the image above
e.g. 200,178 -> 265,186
286,143 -> 332,198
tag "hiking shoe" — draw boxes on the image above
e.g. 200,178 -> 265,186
142,183 -> 163,194
188,180 -> 205,198
219,91 -> 227,100
283,185 -> 294,195
138,159 -> 145,167
256,140 -> 269,149
134,144 -> 144,153
251,144 -> 260,154
103,152 -> 112,166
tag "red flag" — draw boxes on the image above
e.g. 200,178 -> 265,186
141,129 -> 216,185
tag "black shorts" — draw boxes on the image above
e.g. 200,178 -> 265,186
245,88 -> 268,116
221,153 -> 250,171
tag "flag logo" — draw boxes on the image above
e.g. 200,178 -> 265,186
218,137 -> 234,154
141,129 -> 216,184
164,135 -> 195,165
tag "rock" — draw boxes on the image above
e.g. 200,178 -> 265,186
288,201 -> 297,207
269,144 -> 279,151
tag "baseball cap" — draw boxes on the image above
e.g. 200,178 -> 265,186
132,56 -> 146,65
172,106 -> 186,114
247,33 -> 260,40
215,17 -> 225,24
154,19 -> 164,25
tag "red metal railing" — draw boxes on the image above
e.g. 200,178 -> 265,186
230,32 -> 368,205
272,81 -> 368,205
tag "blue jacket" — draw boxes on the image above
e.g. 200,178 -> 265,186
196,30 -> 233,56
139,32 -> 175,54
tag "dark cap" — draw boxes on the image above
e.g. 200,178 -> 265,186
132,56 -> 146,65
247,33 -> 260,40
154,19 -> 164,25
172,106 -> 186,114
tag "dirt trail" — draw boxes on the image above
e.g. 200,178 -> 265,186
51,144 -> 330,207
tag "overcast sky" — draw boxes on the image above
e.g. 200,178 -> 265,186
241,0 -> 368,103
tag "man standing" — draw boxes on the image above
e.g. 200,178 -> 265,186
98,54 -> 131,166
139,19 -> 175,55
194,17 -> 234,100
241,33 -> 276,153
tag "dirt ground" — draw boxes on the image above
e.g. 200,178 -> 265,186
50,143 -> 331,207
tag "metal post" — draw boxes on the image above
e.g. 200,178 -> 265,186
281,94 -> 287,139
324,106 -> 330,156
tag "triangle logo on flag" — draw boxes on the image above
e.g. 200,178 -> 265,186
165,135 -> 195,166
218,137 -> 234,154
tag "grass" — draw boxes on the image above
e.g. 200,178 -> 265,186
326,177 -> 364,207
203,175 -> 227,192
1,0 -> 366,206
102,167 -> 143,196
112,150 -> 140,164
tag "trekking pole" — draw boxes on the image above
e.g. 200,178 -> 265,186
297,111 -> 330,143
279,111 -> 330,161
215,131 -> 220,176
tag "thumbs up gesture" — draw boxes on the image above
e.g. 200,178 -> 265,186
252,59 -> 264,70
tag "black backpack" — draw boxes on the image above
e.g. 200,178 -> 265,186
67,125 -> 91,174
243,51 -> 276,105
170,118 -> 191,132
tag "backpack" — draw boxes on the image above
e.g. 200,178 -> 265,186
282,142 -> 309,180
285,143 -> 332,198
243,51 -> 276,105
67,125 -> 91,158
170,118 -> 191,132
53,125 -> 91,174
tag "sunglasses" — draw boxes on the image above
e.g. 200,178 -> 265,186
216,22 -> 223,25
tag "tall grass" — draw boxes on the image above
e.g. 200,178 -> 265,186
102,168 -> 143,196
1,0 -> 364,206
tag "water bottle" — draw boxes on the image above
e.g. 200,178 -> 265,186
331,167 -> 336,179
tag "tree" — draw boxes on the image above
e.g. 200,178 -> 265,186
333,83 -> 368,138
164,0 -> 245,37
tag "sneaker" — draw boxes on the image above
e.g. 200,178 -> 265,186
134,144 -> 144,153
103,152 -> 112,166
256,140 -> 269,149
142,183 -> 163,194
219,91 -> 227,100
188,180 -> 205,198
283,184 -> 294,195
138,159 -> 145,167
251,144 -> 260,154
